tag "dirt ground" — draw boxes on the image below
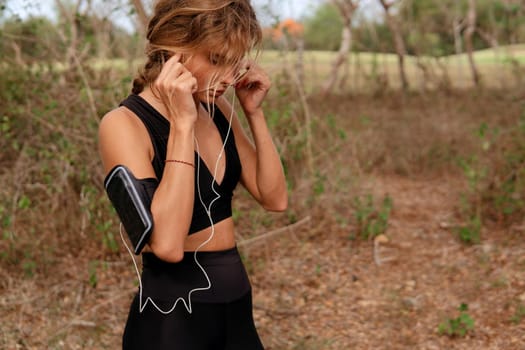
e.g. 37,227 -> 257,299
249,174 -> 525,350
2,173 -> 525,349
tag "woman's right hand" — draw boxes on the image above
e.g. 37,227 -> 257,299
152,53 -> 198,131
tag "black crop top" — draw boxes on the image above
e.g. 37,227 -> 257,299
119,94 -> 242,234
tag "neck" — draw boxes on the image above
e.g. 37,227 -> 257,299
139,87 -> 171,119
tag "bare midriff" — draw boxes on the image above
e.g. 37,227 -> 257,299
183,217 -> 236,251
142,218 -> 236,254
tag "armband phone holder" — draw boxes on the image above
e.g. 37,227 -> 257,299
104,165 -> 153,255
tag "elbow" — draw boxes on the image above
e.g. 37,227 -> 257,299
263,193 -> 288,212
149,241 -> 184,263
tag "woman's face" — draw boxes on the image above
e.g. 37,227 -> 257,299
184,51 -> 244,102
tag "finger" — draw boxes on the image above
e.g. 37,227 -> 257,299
178,72 -> 198,93
236,74 -> 259,89
157,53 -> 184,80
165,52 -> 182,66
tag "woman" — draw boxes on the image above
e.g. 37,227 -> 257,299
98,0 -> 287,349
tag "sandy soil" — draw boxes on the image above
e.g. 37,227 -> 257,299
249,174 -> 525,349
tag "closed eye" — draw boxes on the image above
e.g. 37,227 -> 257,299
209,53 -> 226,66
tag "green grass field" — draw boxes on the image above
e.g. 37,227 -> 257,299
258,44 -> 525,65
256,44 -> 525,91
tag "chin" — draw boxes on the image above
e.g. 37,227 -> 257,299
194,91 -> 212,101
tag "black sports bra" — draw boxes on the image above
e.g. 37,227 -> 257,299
120,94 -> 242,234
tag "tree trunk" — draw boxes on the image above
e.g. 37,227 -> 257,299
321,0 -> 357,95
9,41 -> 25,66
379,0 -> 409,91
131,0 -> 150,34
464,0 -> 480,86
453,17 -> 464,55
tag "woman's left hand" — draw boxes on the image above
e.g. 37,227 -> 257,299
234,61 -> 271,117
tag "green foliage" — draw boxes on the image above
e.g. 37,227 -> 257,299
88,260 -> 98,288
456,214 -> 481,244
102,231 -> 119,253
456,113 -> 525,241
303,3 -> 343,51
263,70 -> 307,192
510,304 -> 525,324
20,237 -> 38,278
0,57 -> 131,275
17,195 -> 31,210
352,194 -> 393,240
398,0 -> 525,56
438,303 -> 475,337
0,16 -> 59,64
313,171 -> 326,197
0,12 -> 138,64
354,23 -> 394,53
22,258 -> 36,278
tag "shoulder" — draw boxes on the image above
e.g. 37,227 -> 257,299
99,106 -> 143,135
98,107 -> 147,155
98,107 -> 154,177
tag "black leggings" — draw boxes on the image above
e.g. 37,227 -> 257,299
122,247 -> 264,349
122,291 -> 264,350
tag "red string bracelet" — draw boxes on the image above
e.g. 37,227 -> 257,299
165,159 -> 195,168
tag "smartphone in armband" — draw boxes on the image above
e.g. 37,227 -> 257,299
104,165 -> 154,255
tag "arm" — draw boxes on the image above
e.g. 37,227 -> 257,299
99,54 -> 198,262
217,62 -> 287,211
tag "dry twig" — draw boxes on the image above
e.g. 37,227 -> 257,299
237,216 -> 311,247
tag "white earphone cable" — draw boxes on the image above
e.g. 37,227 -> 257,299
119,89 -> 236,314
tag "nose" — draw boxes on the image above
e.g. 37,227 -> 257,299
222,69 -> 236,86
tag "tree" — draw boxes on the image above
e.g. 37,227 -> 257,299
464,0 -> 481,86
130,0 -> 149,34
379,0 -> 409,91
398,0 -> 525,56
321,0 -> 359,95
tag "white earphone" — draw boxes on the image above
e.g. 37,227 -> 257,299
120,90 -> 236,314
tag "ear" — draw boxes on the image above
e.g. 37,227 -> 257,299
160,50 -> 172,63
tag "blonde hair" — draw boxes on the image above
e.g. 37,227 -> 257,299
132,0 -> 262,94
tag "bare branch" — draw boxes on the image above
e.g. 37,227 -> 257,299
322,0 -> 359,94
237,216 -> 311,247
464,0 -> 481,86
130,0 -> 150,33
378,0 -> 393,11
